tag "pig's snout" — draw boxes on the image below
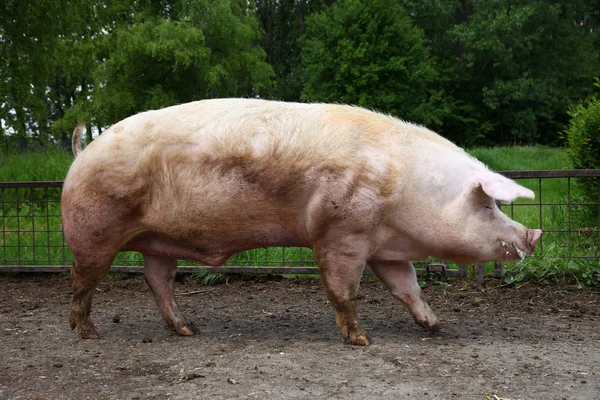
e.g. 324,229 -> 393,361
527,228 -> 542,254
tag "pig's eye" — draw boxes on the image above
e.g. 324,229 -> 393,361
484,205 -> 492,210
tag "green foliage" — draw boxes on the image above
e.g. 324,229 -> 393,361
562,78 -> 600,227
71,0 -> 274,129
2,0 -> 600,147
0,0 -> 274,142
418,269 -> 450,289
92,18 -> 210,123
189,269 -> 226,285
0,149 -> 72,209
0,0 -> 103,143
563,79 -> 600,171
255,0 -> 333,100
300,0 -> 448,128
404,0 -> 600,145
460,1 -> 597,144
503,257 -> 600,288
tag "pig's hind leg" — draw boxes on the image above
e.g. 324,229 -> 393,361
143,254 -> 194,336
70,251 -> 117,339
369,260 -> 442,332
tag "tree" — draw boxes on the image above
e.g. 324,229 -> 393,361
300,0 -> 448,128
1,1 -> 68,141
401,0 -> 483,145
405,0 -> 600,145
3,0 -> 599,148
0,0 -> 110,146
64,0 -> 274,131
255,0 -> 334,101
0,0 -> 273,144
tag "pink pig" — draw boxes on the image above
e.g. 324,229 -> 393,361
62,99 -> 541,345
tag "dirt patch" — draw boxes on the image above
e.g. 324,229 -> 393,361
0,273 -> 599,400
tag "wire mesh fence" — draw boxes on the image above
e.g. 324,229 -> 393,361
500,170 -> 600,262
1,170 -> 599,277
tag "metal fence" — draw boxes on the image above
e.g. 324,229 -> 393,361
1,170 -> 599,280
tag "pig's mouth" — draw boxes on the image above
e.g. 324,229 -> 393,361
500,241 -> 528,261
498,229 -> 542,261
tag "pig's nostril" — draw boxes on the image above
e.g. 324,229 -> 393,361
527,229 -> 542,245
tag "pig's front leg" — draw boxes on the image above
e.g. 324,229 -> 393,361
369,260 -> 442,332
314,238 -> 371,346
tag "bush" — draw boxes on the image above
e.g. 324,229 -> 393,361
563,79 -> 600,229
300,0 -> 448,129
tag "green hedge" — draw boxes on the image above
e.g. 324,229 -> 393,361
563,78 -> 600,228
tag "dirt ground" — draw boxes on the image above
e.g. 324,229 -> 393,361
0,273 -> 598,400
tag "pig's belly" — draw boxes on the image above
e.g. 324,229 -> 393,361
122,227 -> 309,267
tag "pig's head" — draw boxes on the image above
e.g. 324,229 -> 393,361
438,170 -> 542,264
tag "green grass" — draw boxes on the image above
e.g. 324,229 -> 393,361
0,148 -> 73,210
1,146 -> 598,286
0,148 -> 74,182
468,145 -> 571,171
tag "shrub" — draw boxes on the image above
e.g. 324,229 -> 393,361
563,79 -> 600,229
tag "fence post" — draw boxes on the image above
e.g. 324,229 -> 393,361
476,263 -> 485,285
493,262 -> 502,278
494,200 -> 504,279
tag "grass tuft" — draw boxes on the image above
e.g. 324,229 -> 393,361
188,268 -> 226,285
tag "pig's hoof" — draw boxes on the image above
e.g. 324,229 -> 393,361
80,331 -> 100,339
415,317 -> 443,333
77,324 -> 100,339
342,329 -> 370,346
350,332 -> 370,346
418,320 -> 443,333
166,317 -> 195,336
170,319 -> 194,336
176,325 -> 194,336
71,314 -> 100,338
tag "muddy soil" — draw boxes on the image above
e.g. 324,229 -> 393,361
0,273 -> 599,400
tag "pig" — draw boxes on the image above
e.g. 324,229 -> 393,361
62,98 -> 541,345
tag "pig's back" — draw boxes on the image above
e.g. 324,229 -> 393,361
64,99 -> 396,195
110,99 -> 388,165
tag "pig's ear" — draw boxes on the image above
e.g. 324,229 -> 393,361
472,171 -> 535,202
